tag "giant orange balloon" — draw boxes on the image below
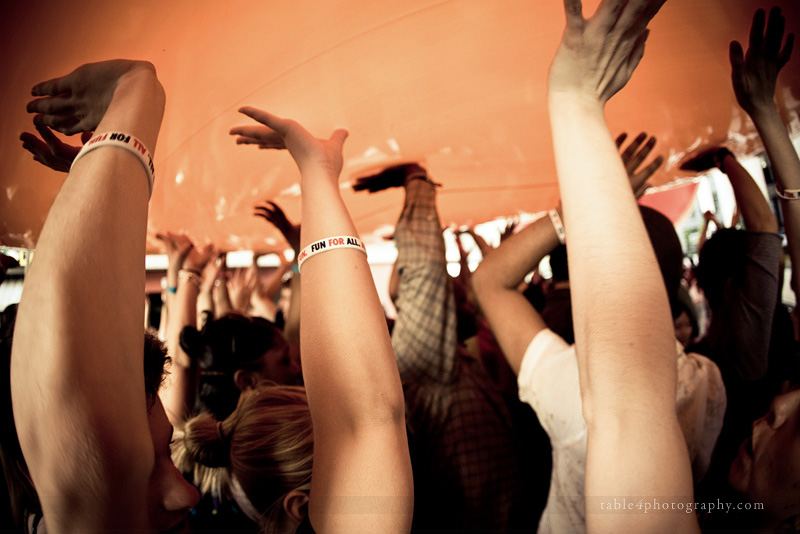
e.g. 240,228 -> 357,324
1,0 -> 798,252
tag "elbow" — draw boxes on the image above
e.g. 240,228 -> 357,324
471,264 -> 492,304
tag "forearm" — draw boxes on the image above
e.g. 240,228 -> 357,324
549,91 -> 695,534
11,67 -> 164,526
720,153 -> 778,233
161,275 -> 200,425
752,108 -> 800,302
300,170 -> 412,533
263,261 -> 291,301
548,93 -> 676,418
212,281 -> 232,318
299,171 -> 405,427
283,274 -> 300,348
472,216 -> 557,371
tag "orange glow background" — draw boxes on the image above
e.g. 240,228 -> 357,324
1,0 -> 798,252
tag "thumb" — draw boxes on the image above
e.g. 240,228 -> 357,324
330,128 -> 349,147
729,41 -> 745,72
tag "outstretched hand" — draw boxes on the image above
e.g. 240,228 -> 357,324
615,132 -> 664,198
183,243 -> 217,274
548,0 -> 667,104
352,162 -> 432,193
730,7 -> 794,118
156,231 -> 195,270
254,200 -> 301,254
26,60 -> 157,135
20,126 -> 91,172
230,107 -> 348,178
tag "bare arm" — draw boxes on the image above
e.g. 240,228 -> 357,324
231,111 -> 412,533
472,214 -> 559,374
160,242 -> 214,426
731,7 -> 799,303
719,150 -> 779,233
547,1 -> 696,532
11,60 -> 165,531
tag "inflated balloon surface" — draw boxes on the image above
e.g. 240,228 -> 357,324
1,0 -> 798,252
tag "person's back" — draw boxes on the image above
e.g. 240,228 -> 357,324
354,164 -> 531,530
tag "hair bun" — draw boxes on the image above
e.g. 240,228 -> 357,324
182,412 -> 231,468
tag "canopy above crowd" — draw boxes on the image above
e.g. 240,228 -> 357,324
1,0 -> 798,253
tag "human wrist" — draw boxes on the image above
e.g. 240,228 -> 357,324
178,268 -> 202,290
548,90 -> 605,116
99,67 -> 165,152
748,105 -> 782,130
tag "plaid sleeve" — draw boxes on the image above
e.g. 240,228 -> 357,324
391,178 -> 458,384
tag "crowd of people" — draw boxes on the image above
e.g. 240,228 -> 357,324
2,1 -> 799,532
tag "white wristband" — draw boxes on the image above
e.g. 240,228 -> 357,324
776,186 -> 800,200
297,236 -> 367,272
548,209 -> 566,244
71,132 -> 155,198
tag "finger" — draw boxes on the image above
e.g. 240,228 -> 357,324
20,133 -> 50,160
229,124 -> 273,138
634,183 -> 651,200
237,107 -> 290,135
729,40 -> 745,74
621,132 -> 647,164
31,76 -> 70,97
254,203 -> 275,214
627,136 -> 656,171
265,201 -> 288,219
611,0 -> 662,41
615,132 -> 628,148
635,155 -> 664,185
254,211 -> 279,225
329,128 -> 349,147
35,124 -> 65,152
27,96 -> 74,115
254,206 -> 279,221
562,0 -> 584,28
626,27 -> 649,72
32,113 -> 79,134
232,136 -> 265,145
764,7 -> 784,56
778,33 -> 794,69
591,0 -> 624,32
749,9 -> 766,54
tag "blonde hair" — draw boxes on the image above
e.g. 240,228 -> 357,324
175,384 -> 313,533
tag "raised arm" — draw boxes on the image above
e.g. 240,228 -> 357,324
547,1 -> 697,532
231,110 -> 412,533
472,213 -> 560,373
160,239 -> 215,426
11,60 -> 166,531
731,7 -> 800,301
254,201 -> 303,354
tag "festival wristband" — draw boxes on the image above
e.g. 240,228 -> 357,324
178,269 -> 202,289
548,209 -> 566,244
776,187 -> 800,200
297,236 -> 367,272
71,132 -> 155,198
